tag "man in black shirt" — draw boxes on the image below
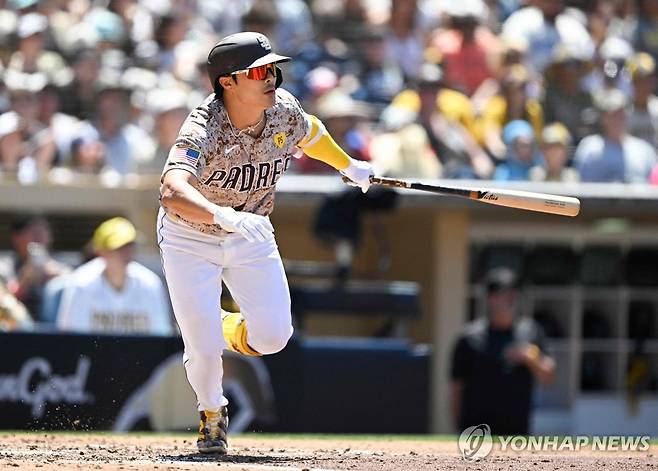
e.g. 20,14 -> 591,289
450,267 -> 555,435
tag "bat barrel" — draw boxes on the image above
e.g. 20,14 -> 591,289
363,176 -> 580,217
474,188 -> 580,217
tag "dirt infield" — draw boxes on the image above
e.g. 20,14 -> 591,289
0,432 -> 656,470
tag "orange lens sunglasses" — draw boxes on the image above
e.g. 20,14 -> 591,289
234,63 -> 277,80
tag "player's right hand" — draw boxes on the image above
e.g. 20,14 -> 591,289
340,158 -> 374,193
213,207 -> 274,242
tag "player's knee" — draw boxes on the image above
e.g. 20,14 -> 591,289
250,324 -> 293,355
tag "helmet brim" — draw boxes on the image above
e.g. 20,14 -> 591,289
247,52 -> 291,68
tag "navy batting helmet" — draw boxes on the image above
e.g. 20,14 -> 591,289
207,32 -> 290,96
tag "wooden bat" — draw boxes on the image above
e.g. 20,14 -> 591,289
346,176 -> 580,217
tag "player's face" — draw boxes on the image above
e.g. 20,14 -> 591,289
230,63 -> 278,109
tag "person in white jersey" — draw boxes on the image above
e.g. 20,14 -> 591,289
57,217 -> 172,336
157,31 -> 374,454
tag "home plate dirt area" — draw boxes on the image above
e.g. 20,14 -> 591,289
0,432 -> 656,470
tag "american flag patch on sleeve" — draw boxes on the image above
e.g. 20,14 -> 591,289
172,146 -> 201,167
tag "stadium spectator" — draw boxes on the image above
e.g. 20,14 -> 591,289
58,49 -> 102,121
310,0 -> 371,45
37,83 -> 81,166
271,0 -> 314,56
0,107 -> 25,175
369,118 -> 441,180
634,0 -> 658,64
584,36 -> 634,96
371,90 -> 441,179
351,25 -> 405,106
74,79 -> 154,175
153,13 -> 190,73
383,0 -> 425,81
480,64 -> 543,160
68,133 -> 106,174
542,43 -> 597,144
586,0 -> 637,48
0,70 -> 56,180
450,266 -> 555,435
294,90 -> 372,174
470,38 -> 527,114
242,1 -> 279,46
575,89 -> 657,183
430,0 -> 499,97
137,88 -> 189,174
529,122 -> 579,183
106,0 -> 155,54
493,120 -> 541,181
409,61 -> 492,179
626,52 -> 658,147
0,278 -> 32,331
1,0 -> 658,188
84,7 -> 127,52
56,217 -> 172,335
7,12 -> 68,84
0,215 -> 70,321
501,0 -> 593,73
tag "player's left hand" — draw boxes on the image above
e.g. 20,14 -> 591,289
213,207 -> 274,243
340,158 -> 374,193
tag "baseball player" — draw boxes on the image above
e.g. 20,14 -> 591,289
157,32 -> 374,454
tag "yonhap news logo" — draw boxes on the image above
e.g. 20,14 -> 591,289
458,424 -> 493,461
458,424 -> 652,461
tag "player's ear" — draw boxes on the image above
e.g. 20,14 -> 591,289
218,76 -> 234,91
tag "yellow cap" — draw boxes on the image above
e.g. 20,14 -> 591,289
542,122 -> 571,146
93,217 -> 137,252
391,89 -> 421,114
626,52 -> 656,79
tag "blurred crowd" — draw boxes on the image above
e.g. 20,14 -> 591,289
2,0 -> 658,186
0,214 -> 174,334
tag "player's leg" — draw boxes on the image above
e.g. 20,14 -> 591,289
158,216 -> 229,453
221,235 -> 293,355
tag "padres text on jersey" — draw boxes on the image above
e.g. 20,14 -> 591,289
162,88 -> 309,236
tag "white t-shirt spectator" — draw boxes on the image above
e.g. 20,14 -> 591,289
502,7 -> 593,72
574,134 -> 657,183
56,258 -> 172,335
627,96 -> 658,148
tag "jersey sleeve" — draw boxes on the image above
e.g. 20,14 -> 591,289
275,88 -> 311,154
162,103 -> 212,179
274,89 -> 352,170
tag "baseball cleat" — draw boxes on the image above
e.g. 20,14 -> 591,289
197,407 -> 228,454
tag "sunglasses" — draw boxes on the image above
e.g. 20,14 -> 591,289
233,63 -> 277,80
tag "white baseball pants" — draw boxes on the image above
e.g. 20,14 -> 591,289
157,209 -> 293,412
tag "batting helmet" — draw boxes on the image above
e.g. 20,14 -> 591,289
207,32 -> 290,96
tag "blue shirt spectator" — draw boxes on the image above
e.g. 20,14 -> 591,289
494,120 -> 541,181
574,89 -> 657,183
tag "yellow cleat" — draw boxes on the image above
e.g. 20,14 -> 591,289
197,407 -> 228,454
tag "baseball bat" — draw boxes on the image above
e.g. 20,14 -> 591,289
345,176 -> 580,217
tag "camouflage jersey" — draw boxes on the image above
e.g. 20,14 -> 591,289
161,88 -> 309,236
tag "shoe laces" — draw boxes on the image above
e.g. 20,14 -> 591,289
202,409 -> 225,440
